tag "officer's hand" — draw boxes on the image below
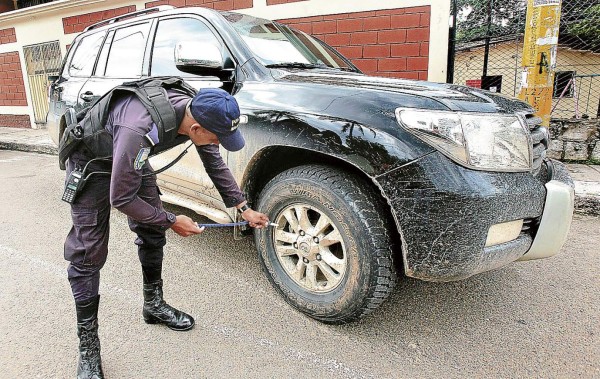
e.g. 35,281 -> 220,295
171,215 -> 205,237
241,209 -> 270,229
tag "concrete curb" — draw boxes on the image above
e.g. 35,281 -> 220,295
0,141 -> 58,155
575,195 -> 600,217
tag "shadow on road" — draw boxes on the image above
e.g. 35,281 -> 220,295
163,202 -> 527,342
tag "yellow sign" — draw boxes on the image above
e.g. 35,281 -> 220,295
518,0 -> 562,127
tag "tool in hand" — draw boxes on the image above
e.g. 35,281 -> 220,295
196,221 -> 278,229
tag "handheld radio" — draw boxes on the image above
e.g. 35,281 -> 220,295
62,170 -> 85,203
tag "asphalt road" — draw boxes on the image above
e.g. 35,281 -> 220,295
0,150 -> 598,379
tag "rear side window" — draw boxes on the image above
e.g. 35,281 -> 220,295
103,22 -> 151,77
69,32 -> 105,77
151,17 -> 223,76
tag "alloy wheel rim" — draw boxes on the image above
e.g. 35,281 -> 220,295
272,204 -> 347,293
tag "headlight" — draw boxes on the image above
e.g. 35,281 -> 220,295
395,109 -> 531,171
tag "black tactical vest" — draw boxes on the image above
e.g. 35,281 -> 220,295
58,76 -> 197,169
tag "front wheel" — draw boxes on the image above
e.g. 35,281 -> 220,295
254,165 -> 398,324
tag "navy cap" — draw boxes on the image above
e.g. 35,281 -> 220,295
189,88 -> 245,152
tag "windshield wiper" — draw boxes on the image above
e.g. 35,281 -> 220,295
265,62 -> 329,69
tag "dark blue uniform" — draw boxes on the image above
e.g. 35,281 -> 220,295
64,89 -> 245,302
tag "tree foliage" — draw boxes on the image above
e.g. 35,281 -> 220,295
455,0 -> 600,52
562,4 -> 600,52
455,0 -> 526,43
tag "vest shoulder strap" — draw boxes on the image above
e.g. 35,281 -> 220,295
59,76 -> 197,167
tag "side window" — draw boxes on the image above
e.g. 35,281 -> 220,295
68,32 -> 105,77
103,22 -> 151,77
151,17 -> 225,76
95,30 -> 115,76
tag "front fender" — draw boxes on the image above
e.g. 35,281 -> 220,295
232,110 -> 435,180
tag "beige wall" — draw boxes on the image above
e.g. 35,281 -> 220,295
455,42 -> 600,119
0,0 -> 154,126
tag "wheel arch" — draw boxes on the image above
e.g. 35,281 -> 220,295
241,145 -> 378,205
240,145 -> 404,271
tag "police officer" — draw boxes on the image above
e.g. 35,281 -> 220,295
65,85 -> 269,378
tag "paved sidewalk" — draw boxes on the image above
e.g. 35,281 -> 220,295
567,164 -> 600,216
0,126 -> 57,155
0,126 -> 598,215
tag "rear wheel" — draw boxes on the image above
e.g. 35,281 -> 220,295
254,165 -> 398,324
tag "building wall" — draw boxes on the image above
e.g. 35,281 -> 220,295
277,6 -> 431,80
0,51 -> 27,107
455,42 -> 600,119
0,2 -> 14,13
0,0 -> 450,128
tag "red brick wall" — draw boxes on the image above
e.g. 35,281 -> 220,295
145,0 -> 253,10
62,5 -> 137,34
279,6 -> 430,80
0,2 -> 15,13
267,0 -> 307,5
0,28 -> 16,45
0,52 -> 27,106
0,114 -> 31,128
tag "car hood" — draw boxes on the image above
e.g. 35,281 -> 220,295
272,69 -> 533,115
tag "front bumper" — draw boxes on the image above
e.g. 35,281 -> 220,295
377,153 -> 574,282
518,163 -> 574,261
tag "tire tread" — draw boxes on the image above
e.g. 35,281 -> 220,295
257,164 -> 399,324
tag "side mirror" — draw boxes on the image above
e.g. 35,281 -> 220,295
175,41 -> 224,72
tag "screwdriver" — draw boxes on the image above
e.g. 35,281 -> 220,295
196,221 -> 278,228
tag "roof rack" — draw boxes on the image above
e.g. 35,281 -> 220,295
83,6 -> 175,32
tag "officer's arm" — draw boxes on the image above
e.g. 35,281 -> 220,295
196,144 -> 246,207
196,144 -> 269,228
110,124 -> 176,229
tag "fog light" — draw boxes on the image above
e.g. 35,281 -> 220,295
485,220 -> 524,247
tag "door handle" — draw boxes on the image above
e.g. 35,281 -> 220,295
80,91 -> 94,102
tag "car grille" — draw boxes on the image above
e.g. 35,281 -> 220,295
521,217 -> 541,239
522,113 -> 548,173
521,218 -> 535,232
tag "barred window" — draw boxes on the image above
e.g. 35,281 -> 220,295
553,71 -> 575,99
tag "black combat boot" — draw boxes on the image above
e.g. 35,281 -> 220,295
142,279 -> 195,331
75,295 -> 104,379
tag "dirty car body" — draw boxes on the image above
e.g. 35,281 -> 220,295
235,73 -> 574,281
48,6 -> 574,322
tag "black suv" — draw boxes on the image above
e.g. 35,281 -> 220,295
48,6 -> 575,323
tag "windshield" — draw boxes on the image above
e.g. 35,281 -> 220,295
222,12 -> 356,71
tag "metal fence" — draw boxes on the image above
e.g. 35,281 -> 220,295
23,41 -> 62,124
15,0 -> 56,10
449,0 -> 600,120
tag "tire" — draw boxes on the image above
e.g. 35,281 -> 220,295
254,164 -> 398,324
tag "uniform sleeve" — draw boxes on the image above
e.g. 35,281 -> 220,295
110,124 -> 176,229
196,144 -> 246,208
